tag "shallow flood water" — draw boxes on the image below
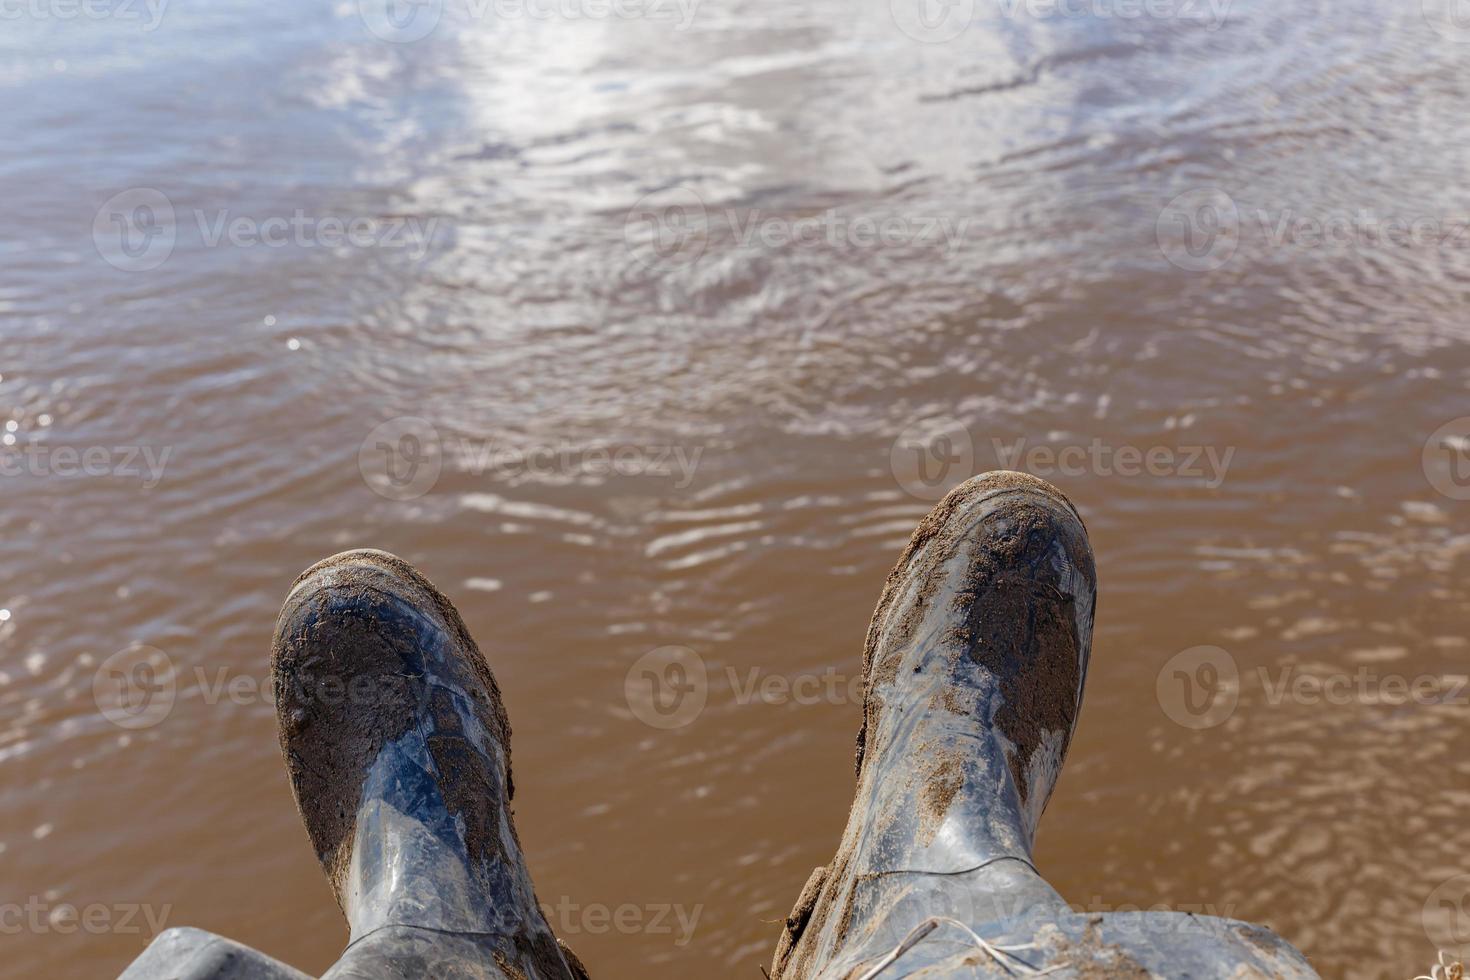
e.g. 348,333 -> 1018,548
4,1 -> 1470,977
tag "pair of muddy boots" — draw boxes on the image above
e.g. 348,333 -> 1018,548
122,472 -> 1316,979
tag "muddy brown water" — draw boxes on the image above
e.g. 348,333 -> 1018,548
4,2 -> 1470,978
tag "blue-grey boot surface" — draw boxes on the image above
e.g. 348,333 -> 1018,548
769,472 -> 1318,979
120,484 -> 1317,980
119,927 -> 315,980
271,549 -> 586,980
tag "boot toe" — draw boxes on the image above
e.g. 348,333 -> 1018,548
270,550 -> 511,904
857,470 -> 1097,831
863,471 -> 1096,707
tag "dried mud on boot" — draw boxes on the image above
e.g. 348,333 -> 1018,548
950,497 -> 1091,808
270,551 -> 515,903
857,473 -> 1093,804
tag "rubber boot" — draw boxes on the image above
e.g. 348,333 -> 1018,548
271,549 -> 588,980
119,927 -> 315,980
770,472 -> 1317,979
